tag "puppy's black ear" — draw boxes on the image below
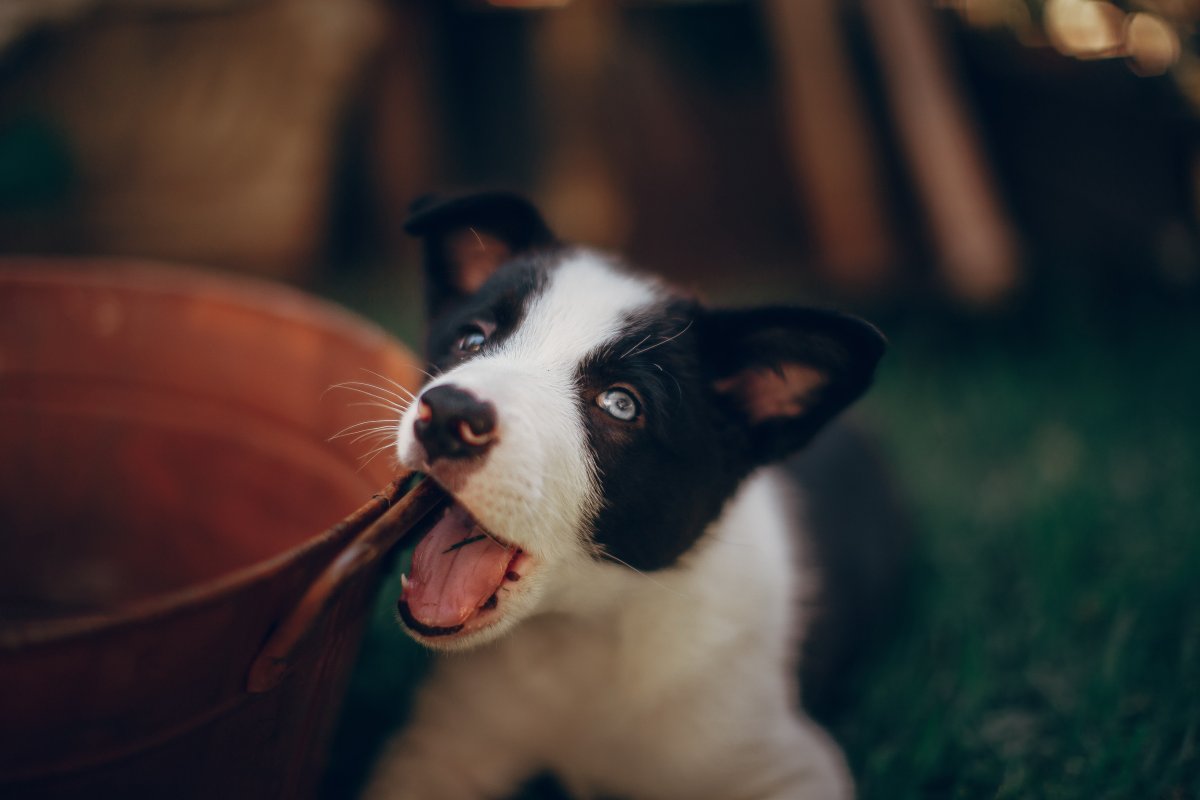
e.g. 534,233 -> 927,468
699,307 -> 885,466
404,191 -> 558,319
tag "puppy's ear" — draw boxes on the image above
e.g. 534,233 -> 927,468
699,307 -> 885,466
404,191 -> 557,318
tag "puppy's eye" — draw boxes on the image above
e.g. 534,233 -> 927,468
597,387 -> 640,422
456,327 -> 488,355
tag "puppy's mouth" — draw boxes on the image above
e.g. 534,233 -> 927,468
398,495 -> 527,640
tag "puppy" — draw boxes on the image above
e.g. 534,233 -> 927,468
365,192 -> 886,800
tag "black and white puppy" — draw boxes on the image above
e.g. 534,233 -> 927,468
365,192 -> 886,800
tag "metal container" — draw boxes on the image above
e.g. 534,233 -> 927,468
0,261 -> 440,798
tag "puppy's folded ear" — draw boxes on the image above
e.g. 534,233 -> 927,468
404,191 -> 558,318
699,307 -> 885,465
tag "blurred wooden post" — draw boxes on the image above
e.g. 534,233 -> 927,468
861,0 -> 1021,305
371,3 -> 439,258
764,0 -> 900,296
532,0 -> 631,249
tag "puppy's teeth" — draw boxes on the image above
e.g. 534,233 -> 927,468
400,573 -> 410,592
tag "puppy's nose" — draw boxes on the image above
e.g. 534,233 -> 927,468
413,384 -> 498,462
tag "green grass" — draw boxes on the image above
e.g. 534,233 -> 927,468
839,296 -> 1200,799
324,273 -> 1200,799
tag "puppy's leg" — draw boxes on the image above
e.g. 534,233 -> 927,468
361,669 -> 540,800
362,728 -> 524,800
752,715 -> 854,800
600,695 -> 852,800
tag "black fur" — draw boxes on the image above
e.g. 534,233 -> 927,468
576,302 -> 884,572
406,193 -> 887,576
424,256 -> 551,369
697,306 -> 886,464
576,300 -> 741,571
405,191 -> 558,320
787,422 -> 912,719
396,192 -> 897,800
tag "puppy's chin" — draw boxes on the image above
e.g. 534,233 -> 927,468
392,405 -> 589,651
393,472 -> 548,652
397,597 -> 534,652
397,563 -> 547,652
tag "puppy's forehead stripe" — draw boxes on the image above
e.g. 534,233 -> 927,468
500,251 -> 665,367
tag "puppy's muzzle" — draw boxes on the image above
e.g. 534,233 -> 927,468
414,384 -> 498,462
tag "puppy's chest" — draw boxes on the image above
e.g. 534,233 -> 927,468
459,611 -> 685,725
437,484 -> 804,736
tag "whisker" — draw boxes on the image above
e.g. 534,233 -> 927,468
326,387 -> 408,412
356,432 -> 396,455
329,422 -> 399,442
343,418 -> 398,434
333,380 -> 413,406
321,376 -> 409,472
347,400 -> 407,414
332,388 -> 409,413
330,417 -> 399,434
356,439 -> 400,473
358,368 -> 417,401
650,362 -> 684,404
468,226 -> 487,251
324,382 -> 381,404
596,549 -> 694,600
416,365 -> 442,381
619,332 -> 655,360
328,384 -> 409,409
349,428 -> 400,446
627,320 -> 693,359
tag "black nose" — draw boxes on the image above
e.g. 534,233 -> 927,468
413,384 -> 498,462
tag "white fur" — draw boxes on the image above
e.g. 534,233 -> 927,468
373,252 -> 851,798
365,471 -> 850,799
393,253 -> 667,646
395,252 -> 664,559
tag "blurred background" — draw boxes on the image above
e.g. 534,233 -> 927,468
2,0 -> 1198,797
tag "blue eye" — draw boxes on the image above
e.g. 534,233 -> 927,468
597,387 -> 640,421
456,328 -> 487,354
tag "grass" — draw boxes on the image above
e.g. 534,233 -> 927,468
838,291 -> 1200,799
323,273 -> 1200,799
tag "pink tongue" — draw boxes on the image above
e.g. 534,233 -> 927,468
404,504 -> 516,629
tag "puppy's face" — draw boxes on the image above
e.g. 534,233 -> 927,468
392,194 -> 884,650
395,252 -> 725,649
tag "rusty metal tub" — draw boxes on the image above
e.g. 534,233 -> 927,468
0,260 -> 440,798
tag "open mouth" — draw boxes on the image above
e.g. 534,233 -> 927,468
397,492 -> 528,640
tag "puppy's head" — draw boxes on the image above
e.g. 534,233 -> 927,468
393,192 -> 885,650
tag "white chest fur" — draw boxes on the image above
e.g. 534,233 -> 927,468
365,469 -> 853,800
